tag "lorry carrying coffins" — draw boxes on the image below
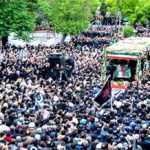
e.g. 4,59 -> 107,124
105,37 -> 150,93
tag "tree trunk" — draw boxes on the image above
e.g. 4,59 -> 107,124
148,18 -> 150,29
60,34 -> 67,44
2,36 -> 8,47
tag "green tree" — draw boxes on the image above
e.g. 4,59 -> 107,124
130,0 -> 150,25
37,0 -> 52,30
100,0 -> 107,16
0,0 -> 36,45
119,0 -> 139,17
123,26 -> 135,38
105,0 -> 116,15
87,0 -> 100,16
105,0 -> 139,16
102,0 -> 150,26
40,0 -> 99,43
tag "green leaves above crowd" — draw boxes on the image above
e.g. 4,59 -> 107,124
0,0 -> 149,42
101,0 -> 150,25
0,0 -> 37,41
0,0 -> 100,42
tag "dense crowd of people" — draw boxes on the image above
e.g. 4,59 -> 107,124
74,27 -> 114,48
0,24 -> 150,150
137,27 -> 150,38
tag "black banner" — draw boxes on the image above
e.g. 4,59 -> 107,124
94,76 -> 112,106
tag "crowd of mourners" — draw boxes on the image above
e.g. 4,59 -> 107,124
136,27 -> 150,38
0,24 -> 150,150
76,27 -> 114,48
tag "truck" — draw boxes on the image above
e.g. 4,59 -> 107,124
105,37 -> 150,94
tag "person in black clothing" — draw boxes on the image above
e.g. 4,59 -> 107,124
106,62 -> 116,77
41,63 -> 52,80
52,64 -> 61,80
128,60 -> 137,81
65,55 -> 75,78
137,134 -> 150,150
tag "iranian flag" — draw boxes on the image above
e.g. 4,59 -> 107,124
106,54 -> 138,60
114,65 -> 131,78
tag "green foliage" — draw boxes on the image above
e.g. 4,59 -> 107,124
0,0 -> 36,41
101,0 -> 150,25
40,0 -> 99,37
142,2 -> 150,19
36,17 -> 43,25
105,0 -> 116,15
86,0 -> 100,15
105,0 -> 139,16
123,27 -> 135,38
128,0 -> 150,25
100,0 -> 107,16
119,0 -> 139,17
37,0 -> 51,19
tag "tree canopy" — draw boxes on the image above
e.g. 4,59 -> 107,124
129,0 -> 150,25
0,0 -> 100,43
1,0 -> 149,44
0,0 -> 37,41
100,0 -> 150,25
39,0 -> 100,42
123,26 -> 135,38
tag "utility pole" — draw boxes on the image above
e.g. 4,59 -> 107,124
118,11 -> 122,35
115,0 -> 120,32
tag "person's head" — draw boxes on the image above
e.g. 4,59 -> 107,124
56,64 -> 60,68
101,143 -> 108,149
39,141 -> 46,147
